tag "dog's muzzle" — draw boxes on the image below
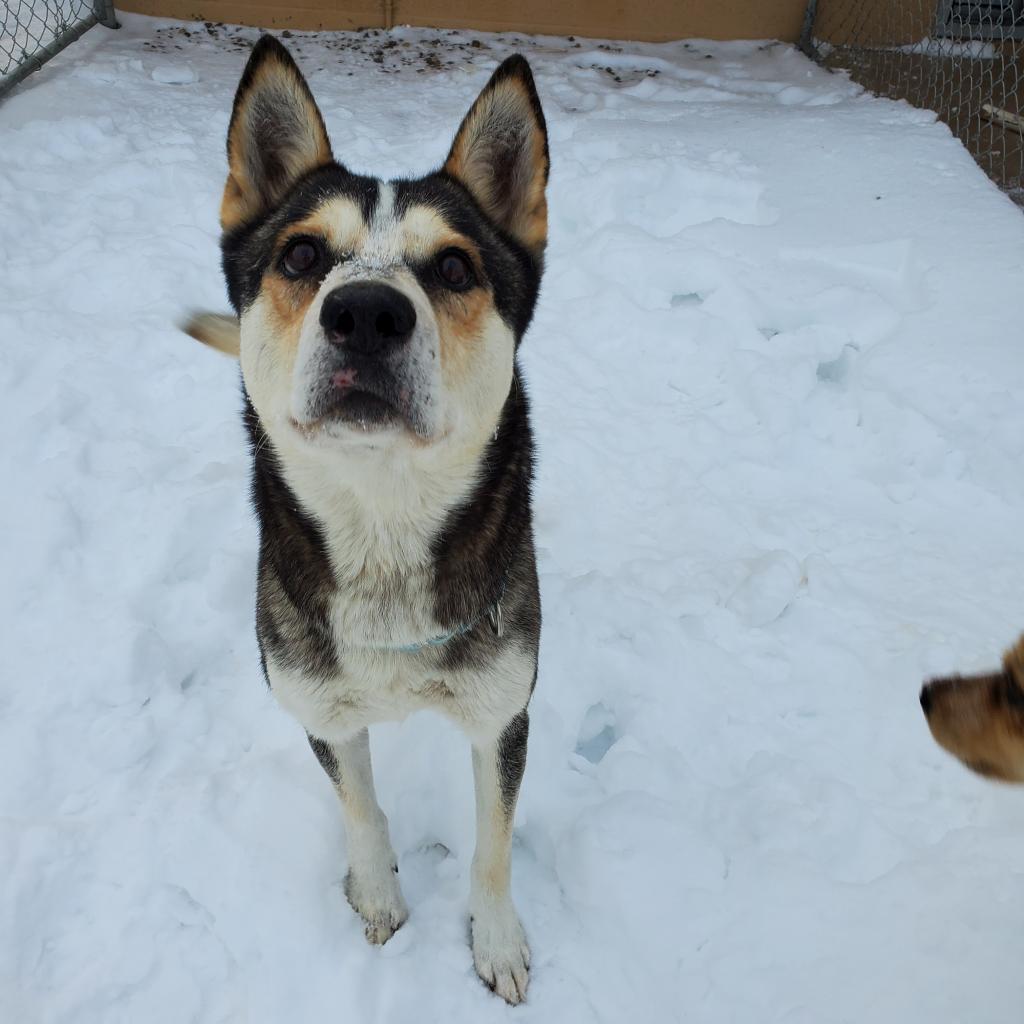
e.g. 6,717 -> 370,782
297,281 -> 434,437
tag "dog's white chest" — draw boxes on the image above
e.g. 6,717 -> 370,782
268,647 -> 441,738
266,630 -> 534,745
261,466 -> 533,742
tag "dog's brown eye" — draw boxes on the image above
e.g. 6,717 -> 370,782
281,239 -> 321,278
437,250 -> 474,290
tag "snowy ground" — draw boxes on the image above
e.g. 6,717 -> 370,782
3,14 -> 1024,1023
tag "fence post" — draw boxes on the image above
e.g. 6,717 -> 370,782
94,0 -> 120,29
799,0 -> 818,57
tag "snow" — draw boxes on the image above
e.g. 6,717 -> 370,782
896,37 -> 1000,59
3,14 -> 1024,1023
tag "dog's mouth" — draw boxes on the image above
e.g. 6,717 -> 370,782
292,364 -> 428,441
294,390 -> 401,439
326,386 -> 400,431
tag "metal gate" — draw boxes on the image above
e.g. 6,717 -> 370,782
1,0 -> 118,100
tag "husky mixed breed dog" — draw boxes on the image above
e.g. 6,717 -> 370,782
187,35 -> 549,1002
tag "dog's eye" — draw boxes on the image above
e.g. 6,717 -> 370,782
436,249 -> 474,291
281,239 -> 321,278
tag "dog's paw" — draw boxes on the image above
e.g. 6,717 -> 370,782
471,902 -> 531,1005
344,864 -> 409,945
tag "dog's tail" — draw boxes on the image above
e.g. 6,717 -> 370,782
180,311 -> 241,358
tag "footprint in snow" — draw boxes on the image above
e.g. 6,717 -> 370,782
151,65 -> 199,85
816,344 -> 857,385
726,550 -> 805,627
575,702 -> 619,764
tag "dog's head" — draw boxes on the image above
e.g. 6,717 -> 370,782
219,36 -> 548,457
920,636 -> 1024,783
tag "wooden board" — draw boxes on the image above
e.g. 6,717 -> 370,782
116,0 -> 808,42
120,0 -> 384,30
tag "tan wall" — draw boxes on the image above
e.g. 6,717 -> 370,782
117,0 -> 809,42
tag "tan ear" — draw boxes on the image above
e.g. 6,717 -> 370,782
444,55 -> 549,259
221,35 -> 332,231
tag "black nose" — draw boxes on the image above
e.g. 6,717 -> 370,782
320,283 -> 416,354
920,683 -> 933,715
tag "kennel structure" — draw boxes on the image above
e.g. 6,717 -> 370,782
2,0 -> 1022,202
802,0 -> 1024,201
1,0 -> 117,97
2,1 -> 810,100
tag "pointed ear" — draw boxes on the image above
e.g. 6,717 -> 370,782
221,35 -> 332,231
444,55 -> 549,259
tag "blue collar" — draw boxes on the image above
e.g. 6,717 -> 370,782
379,582 -> 506,655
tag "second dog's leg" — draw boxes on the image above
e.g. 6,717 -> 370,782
308,728 -> 408,944
468,709 -> 531,1005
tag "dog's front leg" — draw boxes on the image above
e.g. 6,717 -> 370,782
308,728 -> 409,944
468,709 -> 531,1004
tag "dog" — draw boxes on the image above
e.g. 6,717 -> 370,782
185,35 -> 549,1003
920,635 -> 1024,783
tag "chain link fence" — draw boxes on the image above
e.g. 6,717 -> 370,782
1,0 -> 118,99
801,1 -> 1024,202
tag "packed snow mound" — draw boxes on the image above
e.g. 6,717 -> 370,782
2,14 -> 1024,1024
